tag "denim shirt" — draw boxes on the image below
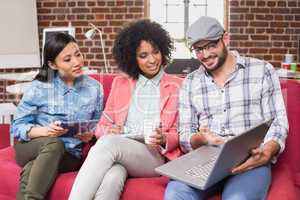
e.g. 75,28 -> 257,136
11,74 -> 104,158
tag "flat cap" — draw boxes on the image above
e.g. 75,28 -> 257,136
186,16 -> 224,47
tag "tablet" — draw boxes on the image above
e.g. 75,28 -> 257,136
59,119 -> 99,136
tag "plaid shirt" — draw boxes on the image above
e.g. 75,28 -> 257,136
179,51 -> 288,153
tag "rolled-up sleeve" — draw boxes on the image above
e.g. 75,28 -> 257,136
10,83 -> 39,141
261,64 -> 289,154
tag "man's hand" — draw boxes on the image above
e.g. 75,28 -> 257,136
190,126 -> 225,149
200,126 -> 225,145
231,140 -> 280,174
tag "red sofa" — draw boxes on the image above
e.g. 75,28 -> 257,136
0,74 -> 299,200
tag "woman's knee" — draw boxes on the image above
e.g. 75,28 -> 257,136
40,137 -> 65,155
91,134 -> 121,153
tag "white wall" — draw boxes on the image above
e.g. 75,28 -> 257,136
0,0 -> 40,68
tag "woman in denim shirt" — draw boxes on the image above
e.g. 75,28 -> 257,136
10,33 -> 103,200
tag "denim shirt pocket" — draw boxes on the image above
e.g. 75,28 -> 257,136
39,104 -> 67,117
80,103 -> 95,118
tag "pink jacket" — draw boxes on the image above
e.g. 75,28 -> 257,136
94,73 -> 183,160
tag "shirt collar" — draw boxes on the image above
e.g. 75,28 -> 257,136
202,50 -> 245,78
231,50 -> 246,69
137,67 -> 164,87
53,74 -> 84,94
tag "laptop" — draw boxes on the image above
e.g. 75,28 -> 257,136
155,119 -> 272,190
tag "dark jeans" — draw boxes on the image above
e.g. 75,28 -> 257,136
14,137 -> 82,200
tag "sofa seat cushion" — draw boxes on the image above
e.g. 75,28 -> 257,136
0,147 -> 20,198
0,145 -> 298,200
0,195 -> 15,200
121,177 -> 168,200
0,146 -> 223,200
267,162 -> 298,200
121,176 -> 221,200
48,172 -> 78,200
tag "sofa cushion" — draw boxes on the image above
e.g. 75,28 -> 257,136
267,162 -> 298,200
0,78 -> 298,200
279,80 -> 300,187
0,148 -> 20,197
121,177 -> 168,200
0,124 -> 10,149
89,73 -> 116,104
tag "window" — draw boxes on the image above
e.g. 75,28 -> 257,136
150,0 -> 225,59
42,26 -> 76,50
42,26 -> 76,64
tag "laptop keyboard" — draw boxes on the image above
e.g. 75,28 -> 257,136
185,154 -> 218,179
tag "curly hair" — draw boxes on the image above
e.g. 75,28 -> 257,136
112,19 -> 173,79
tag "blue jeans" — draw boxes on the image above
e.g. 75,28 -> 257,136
164,165 -> 271,200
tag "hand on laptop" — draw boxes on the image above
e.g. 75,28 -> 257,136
231,140 -> 280,174
190,126 -> 225,149
200,126 -> 225,146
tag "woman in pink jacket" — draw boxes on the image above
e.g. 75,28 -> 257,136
69,19 -> 182,200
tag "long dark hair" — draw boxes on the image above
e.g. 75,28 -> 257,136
35,32 -> 77,82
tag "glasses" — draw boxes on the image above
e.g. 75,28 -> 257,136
190,39 -> 221,55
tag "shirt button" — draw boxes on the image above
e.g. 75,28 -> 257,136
221,90 -> 224,93
223,109 -> 226,112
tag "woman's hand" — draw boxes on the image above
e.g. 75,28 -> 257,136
107,125 -> 123,135
74,132 -> 94,143
148,127 -> 166,146
45,122 -> 68,137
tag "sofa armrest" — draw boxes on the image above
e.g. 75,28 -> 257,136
0,124 -> 10,149
267,163 -> 299,200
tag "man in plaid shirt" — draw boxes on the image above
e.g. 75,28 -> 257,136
165,16 -> 288,200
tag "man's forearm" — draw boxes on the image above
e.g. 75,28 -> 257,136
263,140 -> 281,158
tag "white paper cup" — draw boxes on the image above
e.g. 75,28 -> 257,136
143,119 -> 159,144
